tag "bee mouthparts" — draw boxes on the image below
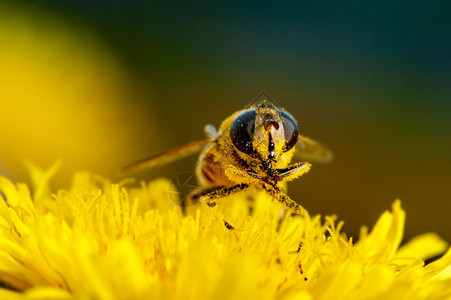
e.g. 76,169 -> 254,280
264,119 -> 279,130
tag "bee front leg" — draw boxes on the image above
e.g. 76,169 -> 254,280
276,161 -> 311,182
261,183 -> 310,218
189,183 -> 249,207
188,183 -> 249,231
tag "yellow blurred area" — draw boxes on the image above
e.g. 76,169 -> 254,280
0,3 -> 154,187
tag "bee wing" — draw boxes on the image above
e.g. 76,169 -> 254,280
119,139 -> 212,175
293,135 -> 333,163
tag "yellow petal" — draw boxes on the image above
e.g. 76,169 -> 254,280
396,233 -> 448,261
355,200 -> 405,262
25,286 -> 71,300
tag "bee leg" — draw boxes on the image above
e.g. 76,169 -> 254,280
188,183 -> 249,231
223,220 -> 235,230
261,183 -> 310,218
189,183 -> 249,207
187,186 -> 226,207
276,161 -> 311,182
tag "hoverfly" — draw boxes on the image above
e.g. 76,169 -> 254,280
121,101 -> 332,216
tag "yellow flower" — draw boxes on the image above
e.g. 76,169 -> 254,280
0,163 -> 449,299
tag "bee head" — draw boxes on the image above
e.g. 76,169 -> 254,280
229,102 -> 299,161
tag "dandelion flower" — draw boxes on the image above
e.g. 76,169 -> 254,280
0,162 -> 449,299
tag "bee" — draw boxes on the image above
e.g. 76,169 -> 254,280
121,101 -> 332,216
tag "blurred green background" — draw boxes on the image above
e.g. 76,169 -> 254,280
1,1 -> 449,243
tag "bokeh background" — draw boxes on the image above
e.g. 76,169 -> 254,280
1,1 -> 449,242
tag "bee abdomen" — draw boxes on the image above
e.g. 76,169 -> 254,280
197,150 -> 233,187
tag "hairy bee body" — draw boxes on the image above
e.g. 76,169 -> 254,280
196,105 -> 297,189
121,100 -> 332,216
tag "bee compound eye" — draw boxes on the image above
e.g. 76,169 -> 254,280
230,110 -> 256,154
279,110 -> 299,151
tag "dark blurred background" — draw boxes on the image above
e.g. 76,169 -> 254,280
1,1 -> 449,243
